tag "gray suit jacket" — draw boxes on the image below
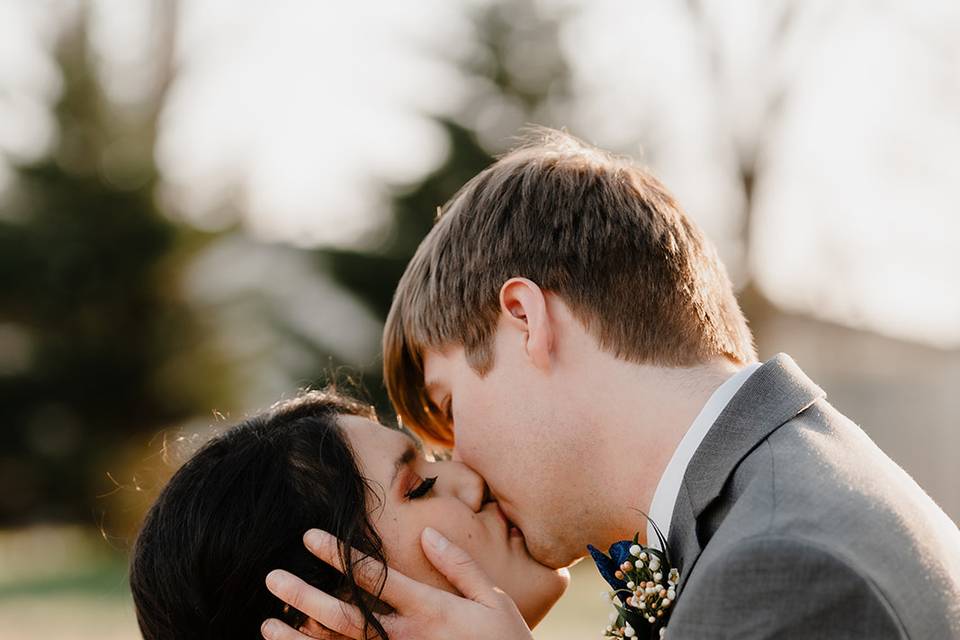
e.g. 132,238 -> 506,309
666,353 -> 960,639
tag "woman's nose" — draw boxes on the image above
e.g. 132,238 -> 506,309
435,460 -> 487,512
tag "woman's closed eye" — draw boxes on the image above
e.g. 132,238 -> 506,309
404,475 -> 438,500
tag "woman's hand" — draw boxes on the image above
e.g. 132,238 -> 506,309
261,527 -> 535,640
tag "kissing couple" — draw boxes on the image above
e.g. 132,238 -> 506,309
130,130 -> 960,639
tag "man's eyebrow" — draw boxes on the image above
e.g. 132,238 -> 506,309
391,442 -> 418,489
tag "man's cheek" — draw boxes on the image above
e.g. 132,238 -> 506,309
451,419 -> 480,459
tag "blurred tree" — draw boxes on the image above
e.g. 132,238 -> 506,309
318,0 -> 571,417
682,0 -> 829,319
0,2 -> 228,527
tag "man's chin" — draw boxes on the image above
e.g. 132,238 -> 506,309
524,535 -> 583,570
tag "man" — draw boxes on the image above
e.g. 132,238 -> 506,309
263,130 -> 960,639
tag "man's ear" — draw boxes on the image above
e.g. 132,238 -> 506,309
498,277 -> 553,370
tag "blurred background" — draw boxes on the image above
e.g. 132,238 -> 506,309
1,0 -> 958,637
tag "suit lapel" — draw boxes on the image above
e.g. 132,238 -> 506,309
666,482 -> 700,582
668,353 -> 826,592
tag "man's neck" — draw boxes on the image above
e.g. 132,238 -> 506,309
589,358 -> 742,549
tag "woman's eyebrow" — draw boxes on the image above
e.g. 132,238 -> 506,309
390,444 -> 417,489
397,423 -> 424,451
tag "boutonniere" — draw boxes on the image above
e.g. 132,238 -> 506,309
587,519 -> 679,639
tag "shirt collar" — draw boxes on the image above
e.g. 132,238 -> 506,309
646,362 -> 762,549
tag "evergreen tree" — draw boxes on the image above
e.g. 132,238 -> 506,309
0,4 -> 226,525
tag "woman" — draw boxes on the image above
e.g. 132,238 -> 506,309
129,389 -> 568,639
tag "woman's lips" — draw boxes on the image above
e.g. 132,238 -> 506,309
485,501 -> 523,539
495,502 -> 524,538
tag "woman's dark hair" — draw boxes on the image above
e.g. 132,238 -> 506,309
129,389 -> 391,639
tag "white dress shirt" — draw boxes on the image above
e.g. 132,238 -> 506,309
646,362 -> 762,550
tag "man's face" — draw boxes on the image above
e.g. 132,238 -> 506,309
422,324 -> 600,569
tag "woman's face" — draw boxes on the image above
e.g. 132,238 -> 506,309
338,415 -> 569,627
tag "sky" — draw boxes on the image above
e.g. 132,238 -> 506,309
1,0 -> 959,348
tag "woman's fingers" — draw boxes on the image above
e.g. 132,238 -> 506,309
261,618 -> 356,640
299,618 -> 357,640
302,529 -> 425,608
260,618 -> 320,640
419,527 -> 501,606
260,619 -> 313,640
265,570 -> 368,640
265,528 -> 533,640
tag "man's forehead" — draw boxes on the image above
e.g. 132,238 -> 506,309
420,349 -> 443,380
420,346 -> 460,383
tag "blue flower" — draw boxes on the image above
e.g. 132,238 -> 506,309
587,540 -> 635,597
591,525 -> 680,639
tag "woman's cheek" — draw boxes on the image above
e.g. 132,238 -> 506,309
441,523 -> 513,588
386,517 -> 456,592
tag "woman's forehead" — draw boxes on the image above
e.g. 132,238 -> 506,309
339,414 -> 389,445
339,415 -> 413,465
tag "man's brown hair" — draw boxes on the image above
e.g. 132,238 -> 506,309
384,128 -> 755,445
